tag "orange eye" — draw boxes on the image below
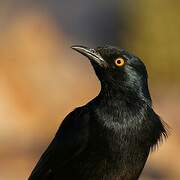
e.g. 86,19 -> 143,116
115,58 -> 125,67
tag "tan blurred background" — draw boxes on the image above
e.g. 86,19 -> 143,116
0,1 -> 179,179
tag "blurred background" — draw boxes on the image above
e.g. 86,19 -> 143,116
0,0 -> 179,179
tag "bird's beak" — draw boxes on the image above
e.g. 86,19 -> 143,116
71,45 -> 108,68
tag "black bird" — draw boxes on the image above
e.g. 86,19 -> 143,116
29,45 -> 167,180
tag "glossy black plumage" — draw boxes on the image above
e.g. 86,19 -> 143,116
29,45 -> 167,180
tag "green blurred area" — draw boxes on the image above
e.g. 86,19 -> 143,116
122,0 -> 180,85
0,1 -> 179,180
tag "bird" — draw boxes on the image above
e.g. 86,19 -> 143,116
29,45 -> 167,180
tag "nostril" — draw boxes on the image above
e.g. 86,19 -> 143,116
90,49 -> 96,53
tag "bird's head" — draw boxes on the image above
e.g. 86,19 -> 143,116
72,45 -> 151,104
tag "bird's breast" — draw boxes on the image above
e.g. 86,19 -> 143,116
87,109 -> 151,174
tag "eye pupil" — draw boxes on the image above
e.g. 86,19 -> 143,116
117,60 -> 121,64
